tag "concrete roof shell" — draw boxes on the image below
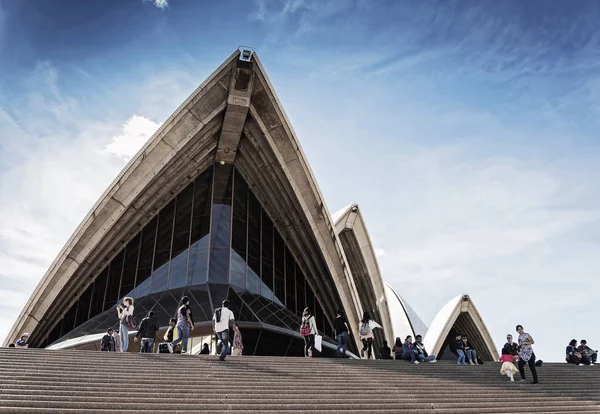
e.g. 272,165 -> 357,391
4,50 -> 364,348
423,294 -> 499,361
331,204 -> 394,344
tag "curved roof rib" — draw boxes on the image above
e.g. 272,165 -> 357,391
332,204 -> 394,345
5,50 -> 364,348
424,294 -> 498,361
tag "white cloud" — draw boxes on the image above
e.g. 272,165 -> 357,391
144,0 -> 169,9
374,248 -> 386,257
105,115 -> 161,161
0,62 -> 173,344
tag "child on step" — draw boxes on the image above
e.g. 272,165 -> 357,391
499,348 -> 518,381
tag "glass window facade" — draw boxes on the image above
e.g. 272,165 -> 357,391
44,165 -> 336,348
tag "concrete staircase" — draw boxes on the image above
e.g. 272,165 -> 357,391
1,348 -> 599,413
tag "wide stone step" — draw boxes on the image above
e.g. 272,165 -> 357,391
0,350 -> 598,413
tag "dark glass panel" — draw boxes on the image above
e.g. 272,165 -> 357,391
190,168 -> 213,249
208,164 -> 233,289
230,251 -> 246,289
120,233 -> 141,298
208,205 -> 231,284
273,230 -> 285,305
90,268 -> 108,315
261,210 -> 273,300
231,170 -> 248,290
285,247 -> 296,314
188,169 -> 213,286
295,264 -> 306,316
255,329 -> 294,357
151,200 -> 175,294
246,266 -> 261,294
169,184 -> 194,289
46,321 -> 63,346
212,163 -> 233,206
315,300 -> 324,336
209,283 -> 229,311
60,302 -> 78,337
188,236 -> 209,286
232,170 -> 248,257
135,217 -> 157,297
306,284 -> 315,317
247,191 -> 261,284
104,251 -> 124,309
74,283 -> 94,328
187,285 -> 212,321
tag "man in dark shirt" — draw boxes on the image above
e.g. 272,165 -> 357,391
578,340 -> 598,364
134,311 -> 159,353
334,310 -> 349,358
503,334 -> 519,358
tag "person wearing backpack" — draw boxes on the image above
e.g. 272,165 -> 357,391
134,311 -> 159,353
100,328 -> 115,352
213,299 -> 235,361
300,307 -> 318,357
116,297 -> 134,352
171,296 -> 194,354
358,311 -> 382,359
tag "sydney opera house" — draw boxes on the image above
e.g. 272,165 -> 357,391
4,49 -> 498,360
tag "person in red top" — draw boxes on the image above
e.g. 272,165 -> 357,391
499,348 -> 519,381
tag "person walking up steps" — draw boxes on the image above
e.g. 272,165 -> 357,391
499,348 -> 519,381
359,312 -> 382,359
334,310 -> 350,358
135,311 -> 159,353
232,324 -> 243,356
516,325 -> 539,384
171,296 -> 194,354
300,307 -> 318,357
213,300 -> 235,361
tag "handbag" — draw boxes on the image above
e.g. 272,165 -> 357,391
314,334 -> 322,352
126,315 -> 136,331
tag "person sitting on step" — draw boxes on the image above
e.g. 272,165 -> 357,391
455,334 -> 466,365
413,335 -> 436,363
100,328 -> 115,352
392,337 -> 403,360
379,340 -> 392,359
462,335 -> 478,365
503,334 -> 519,359
578,340 -> 598,365
15,333 -> 29,349
401,335 -> 419,364
566,339 -> 592,366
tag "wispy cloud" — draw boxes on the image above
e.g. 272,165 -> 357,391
143,0 -> 169,10
0,61 -> 180,343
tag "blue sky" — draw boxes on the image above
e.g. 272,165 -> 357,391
1,0 -> 600,361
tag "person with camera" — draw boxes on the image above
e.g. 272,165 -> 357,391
116,297 -> 134,352
578,340 -> 598,365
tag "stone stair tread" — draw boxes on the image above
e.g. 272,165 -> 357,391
0,350 -> 599,413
